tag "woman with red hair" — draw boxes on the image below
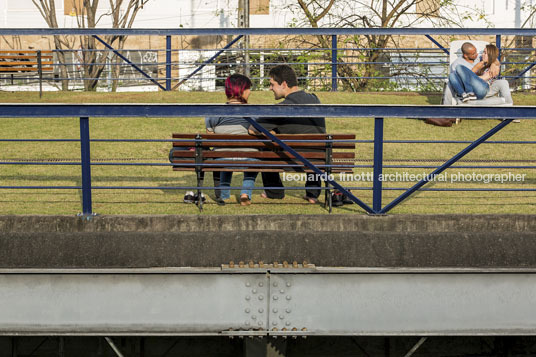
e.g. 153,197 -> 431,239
205,74 -> 258,206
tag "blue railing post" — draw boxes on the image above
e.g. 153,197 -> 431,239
166,35 -> 172,91
496,35 -> 501,63
80,117 -> 92,215
331,35 -> 338,91
372,117 -> 384,213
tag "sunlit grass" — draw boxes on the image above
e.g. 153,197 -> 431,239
0,90 -> 535,215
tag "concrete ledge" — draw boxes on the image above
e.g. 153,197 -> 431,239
0,215 -> 535,269
1,214 -> 535,233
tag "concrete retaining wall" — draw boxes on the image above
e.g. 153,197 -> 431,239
1,214 -> 535,268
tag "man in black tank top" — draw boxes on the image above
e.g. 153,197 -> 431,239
249,64 -> 326,202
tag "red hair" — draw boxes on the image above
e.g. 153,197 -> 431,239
225,74 -> 252,103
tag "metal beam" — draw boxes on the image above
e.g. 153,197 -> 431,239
2,273 -> 536,336
2,28 -> 536,36
0,104 -> 535,119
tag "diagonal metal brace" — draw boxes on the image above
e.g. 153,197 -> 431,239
512,61 -> 536,80
172,35 -> 244,90
93,35 -> 166,91
425,35 -> 449,55
244,117 -> 374,214
380,119 -> 514,214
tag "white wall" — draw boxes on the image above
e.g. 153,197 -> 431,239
1,0 -> 533,29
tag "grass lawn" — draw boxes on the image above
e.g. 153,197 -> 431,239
0,90 -> 535,215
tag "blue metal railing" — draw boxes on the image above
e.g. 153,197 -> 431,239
0,103 -> 534,216
1,28 -> 534,91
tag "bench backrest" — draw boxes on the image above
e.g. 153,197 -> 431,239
171,133 -> 356,173
0,50 -> 54,73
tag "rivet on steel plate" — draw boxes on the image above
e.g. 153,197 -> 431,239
280,289 -> 284,294
229,261 -> 235,268
273,261 -> 278,267
248,261 -> 254,268
286,321 -> 291,326
282,328 -> 287,331
258,282 -> 264,287
245,282 -> 251,287
286,308 -> 291,313
272,327 -> 278,331
258,321 -> 263,326
292,328 -> 297,332
252,315 -> 257,320
239,261 -> 245,268
286,295 -> 291,300
245,308 -> 250,313
283,261 -> 289,268
245,295 -> 251,301
301,328 -> 307,332
245,321 -> 250,326
252,289 -> 257,294
273,282 -> 278,287
279,315 -> 284,320
273,296 -> 278,300
286,282 -> 291,287
273,308 -> 278,313
302,261 -> 308,268
259,295 -> 264,300
258,308 -> 264,313
259,261 -> 264,268
292,261 -> 298,268
272,321 -> 277,326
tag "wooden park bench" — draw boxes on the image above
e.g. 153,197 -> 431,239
170,133 -> 356,211
0,50 -> 54,95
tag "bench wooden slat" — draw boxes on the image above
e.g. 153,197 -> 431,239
172,134 -> 355,140
173,142 -> 355,149
0,67 -> 53,72
0,55 -> 53,60
0,61 -> 53,66
172,151 -> 355,159
0,50 -> 53,54
173,167 -> 353,173
172,134 -> 356,149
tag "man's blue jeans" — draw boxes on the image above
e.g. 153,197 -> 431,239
218,158 -> 259,200
448,65 -> 489,99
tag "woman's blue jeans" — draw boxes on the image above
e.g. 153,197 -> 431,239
218,158 -> 259,200
448,65 -> 489,99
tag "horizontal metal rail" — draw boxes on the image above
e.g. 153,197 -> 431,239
0,104 -> 535,119
2,28 -> 536,36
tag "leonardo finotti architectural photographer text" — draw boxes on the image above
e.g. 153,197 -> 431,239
283,172 -> 526,184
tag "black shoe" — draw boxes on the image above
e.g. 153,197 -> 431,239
183,191 -> 195,203
342,195 -> 354,205
194,192 -> 206,203
331,191 -> 344,207
215,197 -> 226,206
